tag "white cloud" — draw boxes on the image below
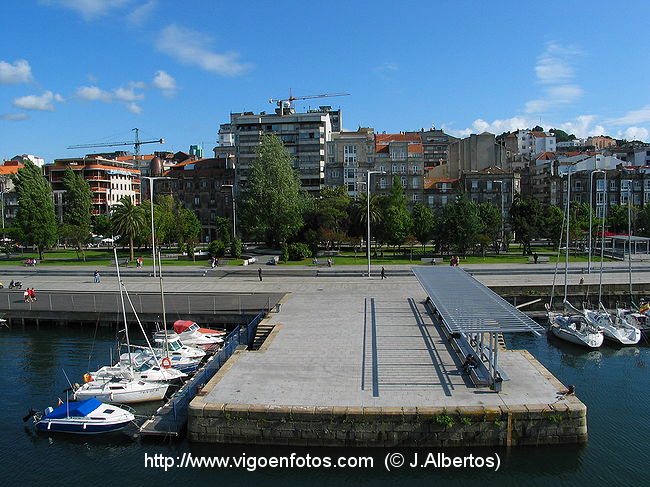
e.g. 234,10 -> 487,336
1,113 -> 29,121
525,42 -> 583,114
129,81 -> 146,89
152,70 -> 177,97
43,0 -> 132,20
113,86 -> 144,101
0,59 -> 33,84
12,91 -> 62,111
155,24 -> 250,76
623,126 -> 649,141
127,0 -> 156,25
76,85 -> 113,102
606,105 -> 650,126
125,102 -> 142,114
445,116 -> 536,138
534,42 -> 577,84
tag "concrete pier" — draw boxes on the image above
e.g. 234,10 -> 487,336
188,275 -> 587,447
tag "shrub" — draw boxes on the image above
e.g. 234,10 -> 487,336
288,242 -> 310,261
208,240 -> 226,257
230,237 -> 242,259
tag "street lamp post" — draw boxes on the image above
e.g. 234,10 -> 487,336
142,176 -> 170,277
221,184 -> 236,241
588,169 -> 605,273
493,180 -> 504,250
365,170 -> 385,278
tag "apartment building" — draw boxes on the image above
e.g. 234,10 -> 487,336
325,128 -> 375,196
373,133 -> 424,204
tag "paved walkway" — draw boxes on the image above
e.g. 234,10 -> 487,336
201,277 -> 568,409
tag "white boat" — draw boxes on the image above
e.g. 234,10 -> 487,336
617,307 -> 650,334
583,307 -> 641,345
171,320 -> 225,351
129,332 -> 207,373
89,357 -> 186,384
547,302 -> 604,348
26,398 -> 135,434
74,377 -> 169,404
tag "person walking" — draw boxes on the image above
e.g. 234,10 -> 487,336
380,266 -> 386,279
24,289 -> 30,303
258,268 -> 263,282
94,270 -> 100,283
28,288 -> 36,302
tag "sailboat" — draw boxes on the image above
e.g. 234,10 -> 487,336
74,249 -> 171,404
547,164 -> 604,348
581,173 -> 641,345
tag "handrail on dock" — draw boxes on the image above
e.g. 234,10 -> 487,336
140,311 -> 266,437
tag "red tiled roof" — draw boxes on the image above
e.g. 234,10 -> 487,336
408,145 -> 423,154
423,177 -> 458,189
536,152 -> 556,160
375,133 -> 421,143
0,165 -> 23,174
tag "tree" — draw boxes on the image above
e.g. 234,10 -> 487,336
240,134 -> 304,247
550,128 -> 576,143
112,196 -> 146,261
61,167 -> 92,260
607,204 -> 635,233
378,176 -> 412,251
13,161 -> 58,259
531,125 -> 544,132
441,193 -> 481,254
509,194 -> 542,255
92,214 -> 112,237
477,203 -> 502,253
542,205 -> 565,248
411,203 -> 435,253
636,205 -> 650,237
214,216 -> 232,247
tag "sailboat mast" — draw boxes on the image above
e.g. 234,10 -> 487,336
599,172 -> 607,303
113,247 -> 134,370
564,167 -> 571,301
158,251 -> 169,357
628,191 -> 633,303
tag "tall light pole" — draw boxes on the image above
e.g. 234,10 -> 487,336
142,176 -> 170,277
493,180 -> 504,250
365,170 -> 385,278
221,184 -> 236,241
588,169 -> 604,273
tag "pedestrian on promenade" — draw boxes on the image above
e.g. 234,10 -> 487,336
533,252 -> 539,264
94,270 -> 100,283
381,266 -> 386,279
258,268 -> 263,282
211,257 -> 216,269
23,289 -> 30,303
327,257 -> 332,267
28,288 -> 36,302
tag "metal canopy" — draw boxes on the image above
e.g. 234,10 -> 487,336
412,266 -> 544,336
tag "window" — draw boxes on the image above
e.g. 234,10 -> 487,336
412,177 -> 419,188
471,180 -> 478,190
428,195 -> 434,206
634,194 -> 641,205
610,180 -> 617,191
379,178 -> 387,189
344,145 -> 357,165
441,195 -> 448,205
401,176 -> 407,187
345,168 -> 356,179
347,182 -> 356,192
392,164 -> 398,173
401,165 -> 407,173
574,181 -> 582,191
621,180 -> 631,190
621,194 -> 629,205
596,180 -> 605,191
194,197 -> 200,206
379,165 -> 386,172
412,194 -> 419,202
596,192 -> 605,205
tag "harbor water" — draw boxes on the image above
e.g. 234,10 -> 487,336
1,324 -> 648,486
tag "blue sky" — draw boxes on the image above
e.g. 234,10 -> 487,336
2,0 -> 650,162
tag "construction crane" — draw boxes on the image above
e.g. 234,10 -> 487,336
67,128 -> 164,156
268,89 -> 349,115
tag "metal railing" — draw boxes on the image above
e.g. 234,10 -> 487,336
168,311 -> 265,420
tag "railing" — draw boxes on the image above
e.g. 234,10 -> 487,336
168,311 -> 265,419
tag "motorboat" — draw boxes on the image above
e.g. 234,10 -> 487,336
171,320 -> 225,351
25,398 -> 135,434
73,377 -> 169,404
583,306 -> 641,345
547,302 -> 604,348
617,307 -> 650,334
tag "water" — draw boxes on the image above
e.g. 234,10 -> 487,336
1,324 -> 648,486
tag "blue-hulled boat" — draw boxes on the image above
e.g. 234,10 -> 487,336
26,398 -> 135,434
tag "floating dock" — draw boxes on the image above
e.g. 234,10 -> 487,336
189,267 -> 587,447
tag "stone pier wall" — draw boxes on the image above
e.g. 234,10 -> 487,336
188,351 -> 587,447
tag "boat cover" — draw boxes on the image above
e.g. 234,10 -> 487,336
173,320 -> 196,334
43,398 -> 102,419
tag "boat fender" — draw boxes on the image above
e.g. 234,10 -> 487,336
83,373 -> 93,383
161,357 -> 172,369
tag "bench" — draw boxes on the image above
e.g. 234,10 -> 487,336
420,257 -> 444,265
528,256 -> 550,263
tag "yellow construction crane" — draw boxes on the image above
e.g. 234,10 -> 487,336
269,89 -> 349,115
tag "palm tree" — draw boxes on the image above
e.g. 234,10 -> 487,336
111,196 -> 146,261
350,193 -> 383,255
